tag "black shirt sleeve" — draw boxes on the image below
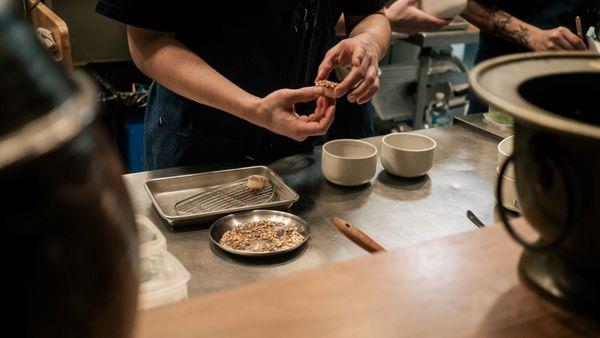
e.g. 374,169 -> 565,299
338,0 -> 385,16
96,0 -> 176,32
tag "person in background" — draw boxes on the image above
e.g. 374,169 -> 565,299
463,0 -> 599,114
96,1 -> 391,170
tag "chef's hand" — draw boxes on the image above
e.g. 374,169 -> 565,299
254,87 -> 335,142
528,26 -> 587,51
316,36 -> 382,105
384,0 -> 451,34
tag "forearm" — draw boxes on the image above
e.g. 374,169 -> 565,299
346,12 -> 392,59
127,27 -> 261,124
463,0 -> 534,48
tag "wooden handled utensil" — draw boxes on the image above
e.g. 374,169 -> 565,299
576,16 -> 583,40
330,217 -> 386,253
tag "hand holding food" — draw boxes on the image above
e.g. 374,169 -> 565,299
527,26 -> 587,51
316,36 -> 383,105
252,86 -> 336,142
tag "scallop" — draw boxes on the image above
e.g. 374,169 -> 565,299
247,175 -> 268,190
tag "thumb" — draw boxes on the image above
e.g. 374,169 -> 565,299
284,86 -> 324,104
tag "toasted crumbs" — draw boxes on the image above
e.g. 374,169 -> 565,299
220,220 -> 305,252
315,80 -> 338,88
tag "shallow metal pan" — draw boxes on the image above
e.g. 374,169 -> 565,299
144,166 -> 299,226
209,210 -> 310,257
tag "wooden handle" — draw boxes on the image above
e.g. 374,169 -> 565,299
330,217 -> 386,253
26,0 -> 72,69
576,16 -> 583,39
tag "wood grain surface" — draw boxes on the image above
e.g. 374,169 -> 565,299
134,220 -> 599,338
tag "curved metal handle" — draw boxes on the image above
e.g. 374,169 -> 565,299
496,153 -> 573,252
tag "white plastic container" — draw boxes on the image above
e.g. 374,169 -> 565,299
138,249 -> 191,309
421,0 -> 467,19
137,214 -> 167,252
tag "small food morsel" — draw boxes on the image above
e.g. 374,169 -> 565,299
315,80 -> 339,98
220,220 -> 306,252
247,174 -> 268,190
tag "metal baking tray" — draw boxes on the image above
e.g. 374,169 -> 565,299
145,166 -> 299,226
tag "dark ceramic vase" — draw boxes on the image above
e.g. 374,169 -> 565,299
0,1 -> 138,337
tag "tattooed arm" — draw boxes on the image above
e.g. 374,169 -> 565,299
463,0 -> 587,51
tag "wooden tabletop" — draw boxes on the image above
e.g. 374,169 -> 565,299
134,220 -> 599,338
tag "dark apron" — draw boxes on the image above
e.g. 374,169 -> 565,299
143,0 -> 374,170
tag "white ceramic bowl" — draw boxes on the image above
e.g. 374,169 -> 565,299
380,133 -> 436,177
497,135 -> 514,179
495,167 -> 521,213
421,0 -> 467,19
322,139 -> 378,186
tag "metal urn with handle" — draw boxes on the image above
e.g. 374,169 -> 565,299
470,52 -> 600,316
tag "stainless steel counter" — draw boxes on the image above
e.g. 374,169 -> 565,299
123,124 -> 501,297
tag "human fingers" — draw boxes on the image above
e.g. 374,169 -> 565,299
549,27 -> 577,50
307,97 -> 335,121
314,95 -> 323,116
317,103 -> 336,132
295,104 -> 336,137
316,42 -> 344,81
356,75 -> 380,105
351,44 -> 366,67
348,64 -> 378,103
281,86 -> 324,105
559,27 -> 587,50
333,53 -> 370,98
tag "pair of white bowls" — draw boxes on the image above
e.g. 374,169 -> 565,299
321,133 -> 437,186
